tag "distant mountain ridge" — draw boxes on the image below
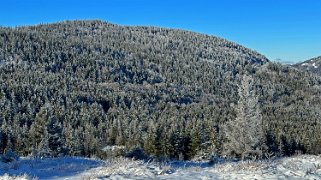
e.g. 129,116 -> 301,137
293,56 -> 321,75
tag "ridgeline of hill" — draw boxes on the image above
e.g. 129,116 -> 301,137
293,56 -> 321,76
1,20 -> 321,160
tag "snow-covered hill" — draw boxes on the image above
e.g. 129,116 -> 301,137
293,56 -> 321,75
1,155 -> 321,179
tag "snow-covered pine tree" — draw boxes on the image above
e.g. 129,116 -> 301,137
222,74 -> 266,160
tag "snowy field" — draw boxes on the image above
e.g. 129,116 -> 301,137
1,155 -> 321,179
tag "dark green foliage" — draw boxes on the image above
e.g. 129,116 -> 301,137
0,20 -> 321,160
125,147 -> 148,160
0,130 -> 7,154
47,116 -> 65,156
1,148 -> 19,163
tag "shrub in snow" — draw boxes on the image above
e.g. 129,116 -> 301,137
99,145 -> 126,158
209,155 -> 225,165
1,149 -> 19,163
125,147 -> 148,160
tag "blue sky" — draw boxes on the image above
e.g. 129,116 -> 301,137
1,0 -> 321,63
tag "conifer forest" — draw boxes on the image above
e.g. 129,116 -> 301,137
1,20 -> 321,161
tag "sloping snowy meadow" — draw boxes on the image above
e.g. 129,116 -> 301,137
1,155 -> 321,179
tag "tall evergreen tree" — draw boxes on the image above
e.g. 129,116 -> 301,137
222,74 -> 266,159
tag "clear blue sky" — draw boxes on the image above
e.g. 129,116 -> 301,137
1,0 -> 321,63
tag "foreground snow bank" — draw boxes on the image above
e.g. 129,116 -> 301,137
1,155 -> 321,179
210,155 -> 321,179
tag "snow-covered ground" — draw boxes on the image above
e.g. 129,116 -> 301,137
0,157 -> 104,179
1,155 -> 321,179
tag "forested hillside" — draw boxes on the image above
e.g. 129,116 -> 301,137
293,56 -> 321,76
1,20 -> 321,160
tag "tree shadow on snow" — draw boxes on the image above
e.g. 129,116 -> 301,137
0,157 -> 104,179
